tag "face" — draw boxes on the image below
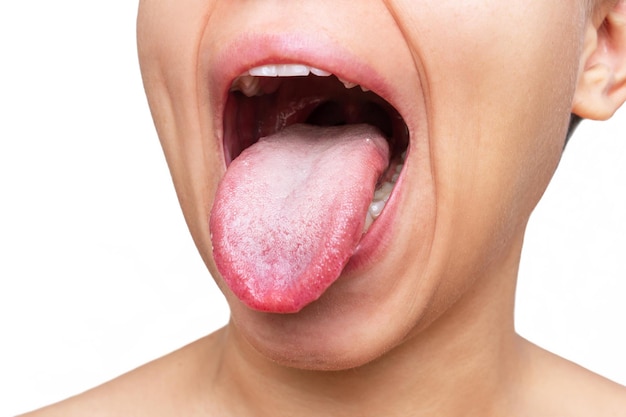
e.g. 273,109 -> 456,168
138,0 -> 591,369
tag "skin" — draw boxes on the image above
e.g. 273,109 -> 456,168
21,0 -> 626,416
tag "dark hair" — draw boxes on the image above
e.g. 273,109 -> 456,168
565,114 -> 583,148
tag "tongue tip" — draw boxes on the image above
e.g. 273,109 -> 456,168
224,273 -> 323,314
215,250 -> 344,314
210,210 -> 348,315
242,295 -> 310,314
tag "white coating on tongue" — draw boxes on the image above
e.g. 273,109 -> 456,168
210,123 -> 389,313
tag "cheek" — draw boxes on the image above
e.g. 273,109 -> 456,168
391,1 -> 586,271
395,0 -> 585,139
138,0 -> 226,259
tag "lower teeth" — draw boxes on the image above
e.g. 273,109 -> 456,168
363,159 -> 404,232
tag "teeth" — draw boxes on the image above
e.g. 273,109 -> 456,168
364,156 -> 406,232
338,77 -> 358,89
369,200 -> 386,218
248,65 -> 279,77
248,64 -> 325,77
231,64 -> 332,96
230,62 -> 408,234
230,64 -> 369,95
338,77 -> 368,91
230,62 -> 409,233
373,181 -> 394,202
364,213 -> 374,231
310,67 -> 332,77
367,180 -> 393,221
230,75 -> 262,97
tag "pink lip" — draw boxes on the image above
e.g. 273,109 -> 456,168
203,31 -> 413,289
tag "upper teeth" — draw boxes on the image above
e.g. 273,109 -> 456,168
248,64 -> 316,77
230,64 -> 368,97
339,79 -> 358,89
230,63 -> 402,232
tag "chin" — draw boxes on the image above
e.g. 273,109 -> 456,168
197,29 -> 441,370
218,234 -> 443,371
225,284 -> 425,371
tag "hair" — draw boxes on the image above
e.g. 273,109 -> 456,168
565,114 -> 583,147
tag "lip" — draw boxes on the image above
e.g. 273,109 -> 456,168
203,31 -> 419,294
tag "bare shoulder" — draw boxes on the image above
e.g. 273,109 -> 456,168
521,339 -> 626,416
18,329 -> 227,417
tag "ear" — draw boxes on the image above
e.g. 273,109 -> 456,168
573,1 -> 626,120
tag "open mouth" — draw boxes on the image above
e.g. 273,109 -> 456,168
211,63 -> 410,313
223,64 -> 409,231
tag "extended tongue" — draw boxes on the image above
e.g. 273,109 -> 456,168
210,123 -> 390,313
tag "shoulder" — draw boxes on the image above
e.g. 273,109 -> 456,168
18,330 -> 226,417
520,340 -> 626,416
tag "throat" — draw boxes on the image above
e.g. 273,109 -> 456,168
213,311 -> 520,417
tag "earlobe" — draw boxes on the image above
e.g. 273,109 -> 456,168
573,1 -> 626,120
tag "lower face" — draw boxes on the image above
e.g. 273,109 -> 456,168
138,0 -> 588,369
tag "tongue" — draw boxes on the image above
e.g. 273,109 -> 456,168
210,123 -> 389,313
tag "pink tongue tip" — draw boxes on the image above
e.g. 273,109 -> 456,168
210,123 -> 389,313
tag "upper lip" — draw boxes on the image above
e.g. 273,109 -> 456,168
204,32 -> 415,168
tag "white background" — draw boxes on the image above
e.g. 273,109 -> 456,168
1,1 -> 625,415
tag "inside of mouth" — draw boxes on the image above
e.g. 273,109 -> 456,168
212,73 -> 409,312
223,74 -> 409,175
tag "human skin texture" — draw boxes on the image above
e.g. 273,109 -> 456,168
135,0 -> 626,368
21,0 -> 626,416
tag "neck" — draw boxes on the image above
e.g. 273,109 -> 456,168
212,244 -> 525,417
